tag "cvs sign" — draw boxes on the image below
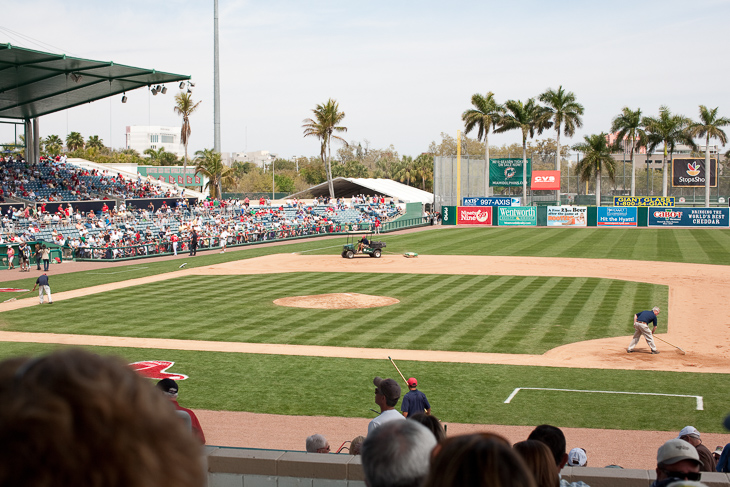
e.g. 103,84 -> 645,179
531,170 -> 561,190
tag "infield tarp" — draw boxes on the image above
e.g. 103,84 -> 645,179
497,206 -> 536,226
547,206 -> 587,227
597,207 -> 637,226
648,207 -> 729,227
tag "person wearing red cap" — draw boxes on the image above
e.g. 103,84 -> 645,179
401,377 -> 431,419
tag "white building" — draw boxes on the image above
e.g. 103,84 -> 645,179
220,150 -> 278,167
125,126 -> 184,158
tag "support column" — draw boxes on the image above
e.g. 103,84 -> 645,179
33,118 -> 40,164
24,119 -> 33,163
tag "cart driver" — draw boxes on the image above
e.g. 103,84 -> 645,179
358,235 -> 371,253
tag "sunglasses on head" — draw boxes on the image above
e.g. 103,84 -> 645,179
660,469 -> 701,481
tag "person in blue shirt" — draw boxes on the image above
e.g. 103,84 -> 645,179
627,306 -> 661,354
401,377 -> 431,418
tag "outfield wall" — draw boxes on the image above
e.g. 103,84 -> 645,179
442,206 -> 730,228
204,446 -> 730,487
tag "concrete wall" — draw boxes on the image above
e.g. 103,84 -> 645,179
205,447 -> 730,487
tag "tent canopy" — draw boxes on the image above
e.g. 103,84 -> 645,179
0,43 -> 190,119
287,177 -> 433,204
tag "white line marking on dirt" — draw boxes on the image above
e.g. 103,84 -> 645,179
504,387 -> 704,410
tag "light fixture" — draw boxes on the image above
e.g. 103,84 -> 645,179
161,86 -> 167,94
156,85 -> 162,91
152,88 -> 158,96
179,81 -> 185,89
121,93 -> 127,103
189,81 -> 195,87
187,88 -> 191,94
70,72 -> 82,83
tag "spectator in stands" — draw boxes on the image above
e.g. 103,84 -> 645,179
514,440 -> 560,487
305,434 -> 330,453
567,448 -> 587,467
717,443 -> 730,472
652,439 -> 703,487
528,424 -> 590,487
423,433 -> 535,487
0,348 -> 205,487
408,413 -> 445,442
369,377 -> 405,436
677,427 -> 715,472
362,420 -> 436,487
5,245 -> 14,270
156,378 -> 206,444
350,435 -> 365,455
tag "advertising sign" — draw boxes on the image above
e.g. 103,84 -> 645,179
531,171 -> 561,190
546,206 -> 587,227
597,207 -> 637,226
648,207 -> 729,227
489,158 -> 531,187
457,206 -> 493,225
497,206 -> 537,226
462,197 -> 521,207
441,206 -> 456,225
614,196 -> 674,207
137,166 -> 204,188
672,158 -> 717,187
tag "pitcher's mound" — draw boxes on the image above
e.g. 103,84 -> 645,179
274,293 -> 400,309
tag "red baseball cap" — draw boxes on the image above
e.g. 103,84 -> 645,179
407,377 -> 417,386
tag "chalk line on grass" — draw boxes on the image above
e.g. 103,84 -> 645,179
504,387 -> 704,410
88,266 -> 149,275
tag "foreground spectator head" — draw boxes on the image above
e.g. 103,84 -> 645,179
408,412 -> 445,442
0,348 -> 204,487
350,435 -> 365,455
361,420 -> 436,487
306,434 -> 330,453
567,447 -> 588,467
654,439 -> 702,486
374,376 -> 401,408
156,377 -> 179,398
424,433 -> 535,487
514,440 -> 559,487
527,424 -> 568,468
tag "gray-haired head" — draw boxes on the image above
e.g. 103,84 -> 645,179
361,420 -> 437,487
305,434 -> 329,453
653,306 -> 661,313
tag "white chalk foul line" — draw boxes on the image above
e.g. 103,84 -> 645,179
88,266 -> 149,275
504,387 -> 704,410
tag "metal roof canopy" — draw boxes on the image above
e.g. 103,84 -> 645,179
288,177 -> 434,204
0,43 -> 190,120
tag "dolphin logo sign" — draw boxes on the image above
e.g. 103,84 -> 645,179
130,360 -> 188,380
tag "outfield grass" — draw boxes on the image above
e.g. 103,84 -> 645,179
0,341 -> 726,433
0,227 -> 729,295
0,273 -> 667,355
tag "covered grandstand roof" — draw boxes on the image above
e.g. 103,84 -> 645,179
0,43 -> 190,119
288,177 -> 433,204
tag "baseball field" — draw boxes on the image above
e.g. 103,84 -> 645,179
0,226 -> 728,468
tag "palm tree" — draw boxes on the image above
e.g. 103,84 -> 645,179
494,98 -> 552,201
87,135 -> 104,150
174,92 -> 202,187
144,147 -> 166,165
302,99 -> 347,198
66,131 -> 84,151
643,106 -> 694,197
687,105 -> 730,206
610,107 -> 647,197
44,135 -> 63,155
539,86 -> 584,204
462,92 -> 503,196
413,153 -> 434,191
572,134 -> 616,206
394,155 -> 414,186
194,148 -> 233,200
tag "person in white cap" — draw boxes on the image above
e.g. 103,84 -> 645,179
651,438 -> 703,487
628,306 -> 661,354
568,447 -> 587,467
678,426 -> 715,472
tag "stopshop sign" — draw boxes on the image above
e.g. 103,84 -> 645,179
597,207 -> 637,226
457,206 -> 493,225
648,207 -> 729,227
497,206 -> 537,226
671,158 -> 717,187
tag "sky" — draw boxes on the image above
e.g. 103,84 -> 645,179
2,0 -> 730,160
